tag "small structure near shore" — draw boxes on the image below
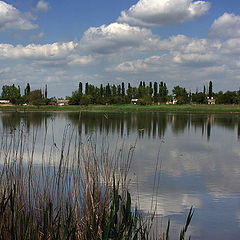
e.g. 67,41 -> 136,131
57,100 -> 69,106
207,97 -> 216,105
131,99 -> 138,105
0,100 -> 10,104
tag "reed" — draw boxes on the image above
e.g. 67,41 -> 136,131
0,124 -> 192,239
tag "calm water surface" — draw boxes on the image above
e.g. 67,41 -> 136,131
1,111 -> 240,239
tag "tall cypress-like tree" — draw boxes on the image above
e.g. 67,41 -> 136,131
45,84 -> 47,98
117,85 -> 121,96
209,81 -> 213,98
121,82 -> 125,97
112,84 -> 117,97
106,83 -> 111,97
25,83 -> 30,96
149,82 -> 153,97
85,83 -> 89,95
153,82 -> 158,102
100,84 -> 103,97
78,82 -> 82,95
127,83 -> 132,100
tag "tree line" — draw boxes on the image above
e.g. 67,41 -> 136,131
1,81 -> 240,105
0,83 -> 49,105
68,81 -> 240,105
68,81 -> 169,105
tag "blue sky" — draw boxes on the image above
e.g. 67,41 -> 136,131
0,0 -> 240,97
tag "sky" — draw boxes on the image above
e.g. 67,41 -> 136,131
0,0 -> 240,97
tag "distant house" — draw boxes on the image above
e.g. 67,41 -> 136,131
131,99 -> 138,105
207,97 -> 216,105
0,100 -> 10,104
57,100 -> 69,106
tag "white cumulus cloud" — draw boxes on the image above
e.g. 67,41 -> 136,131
209,13 -> 240,38
0,41 -> 77,60
68,55 -> 95,66
0,1 -> 37,31
110,55 -> 171,73
35,0 -> 50,12
80,22 -> 160,54
118,0 -> 211,27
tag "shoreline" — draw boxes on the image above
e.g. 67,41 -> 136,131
1,104 -> 240,113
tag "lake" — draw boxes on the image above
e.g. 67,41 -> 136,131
1,111 -> 240,239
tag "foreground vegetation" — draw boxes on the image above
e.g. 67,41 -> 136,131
1,103 -> 240,113
0,125 -> 193,239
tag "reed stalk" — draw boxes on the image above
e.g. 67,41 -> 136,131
0,125 -> 192,239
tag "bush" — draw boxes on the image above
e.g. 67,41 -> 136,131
138,96 -> 152,105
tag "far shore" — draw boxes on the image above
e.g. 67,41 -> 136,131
1,104 -> 240,113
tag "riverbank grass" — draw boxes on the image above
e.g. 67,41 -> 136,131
1,103 -> 240,113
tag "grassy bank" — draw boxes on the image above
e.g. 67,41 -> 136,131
0,126 -> 193,239
1,103 -> 240,113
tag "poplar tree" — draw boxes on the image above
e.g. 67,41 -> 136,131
117,85 -> 121,96
78,82 -> 82,95
209,81 -> 213,98
25,83 -> 30,96
100,84 -> 103,97
85,83 -> 89,95
45,84 -> 47,98
121,82 -> 125,97
153,82 -> 158,102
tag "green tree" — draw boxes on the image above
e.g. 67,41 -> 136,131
159,82 -> 168,102
25,83 -> 31,96
117,85 -> 121,96
28,89 -> 46,105
121,82 -> 125,97
45,84 -> 48,98
148,82 -> 153,97
68,91 -> 81,105
209,81 -> 213,98
153,82 -> 158,102
100,84 -> 104,98
1,84 -> 21,104
85,83 -> 89,95
126,83 -> 132,103
192,92 -> 207,104
172,86 -> 189,104
78,82 -> 83,95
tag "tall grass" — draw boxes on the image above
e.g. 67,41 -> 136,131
0,124 -> 193,239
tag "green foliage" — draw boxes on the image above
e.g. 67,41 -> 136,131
25,83 -> 31,96
28,89 -> 43,105
159,82 -> 168,102
215,91 -> 238,104
209,81 -> 213,98
172,86 -> 189,104
0,182 -> 193,240
68,91 -> 81,105
1,84 -> 21,104
191,92 -> 207,104
45,84 -> 48,98
80,95 -> 91,105
138,95 -> 152,105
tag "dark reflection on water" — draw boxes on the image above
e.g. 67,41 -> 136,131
1,111 -> 240,140
1,111 -> 240,239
